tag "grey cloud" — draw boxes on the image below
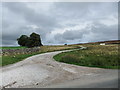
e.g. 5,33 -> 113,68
2,2 -> 57,45
3,2 -> 59,28
62,30 -> 85,40
2,39 -> 16,45
54,22 -> 118,44
1,2 -> 118,46
54,33 -> 67,44
90,24 -> 118,41
81,23 -> 118,43
52,2 -> 117,21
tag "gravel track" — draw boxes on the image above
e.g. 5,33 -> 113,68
0,50 -> 118,89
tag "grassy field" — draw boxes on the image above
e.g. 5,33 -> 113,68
1,44 -> 119,69
54,44 -> 119,69
1,45 -> 77,66
0,46 -> 27,49
1,52 -> 41,66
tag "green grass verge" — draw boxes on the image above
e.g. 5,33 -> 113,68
54,45 -> 119,69
0,46 -> 27,49
1,52 -> 42,66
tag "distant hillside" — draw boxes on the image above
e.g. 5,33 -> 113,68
75,40 -> 120,45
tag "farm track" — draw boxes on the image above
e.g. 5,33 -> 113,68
0,49 -> 118,89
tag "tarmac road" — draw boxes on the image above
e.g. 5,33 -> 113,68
0,49 -> 119,89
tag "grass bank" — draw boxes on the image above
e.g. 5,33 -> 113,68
0,46 -> 27,49
54,44 -> 119,69
1,45 -> 77,66
1,52 -> 41,66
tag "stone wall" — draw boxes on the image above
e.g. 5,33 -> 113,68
1,47 -> 41,56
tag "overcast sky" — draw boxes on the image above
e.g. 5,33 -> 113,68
1,2 -> 118,46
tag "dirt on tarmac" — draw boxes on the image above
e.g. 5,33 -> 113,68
0,50 -> 118,89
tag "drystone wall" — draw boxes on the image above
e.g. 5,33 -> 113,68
1,47 -> 41,56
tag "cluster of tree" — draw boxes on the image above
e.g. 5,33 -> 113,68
17,32 -> 43,48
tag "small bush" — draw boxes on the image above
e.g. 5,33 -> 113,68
17,32 -> 43,48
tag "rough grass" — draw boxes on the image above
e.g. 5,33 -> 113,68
40,45 -> 76,53
54,44 -> 119,69
1,45 -> 77,66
